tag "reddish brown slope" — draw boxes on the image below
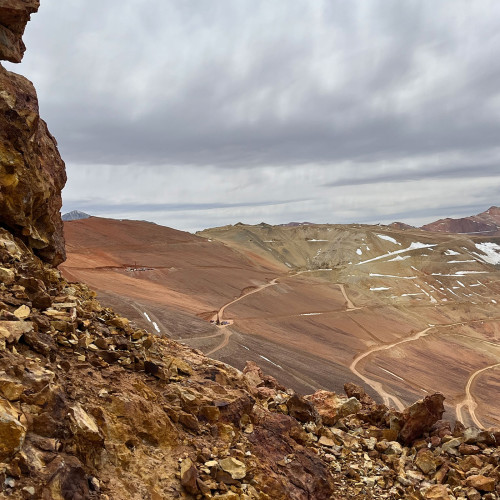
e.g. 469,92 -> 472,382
422,206 -> 500,235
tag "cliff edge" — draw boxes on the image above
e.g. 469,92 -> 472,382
0,0 -> 66,266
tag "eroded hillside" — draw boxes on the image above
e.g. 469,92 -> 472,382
62,217 -> 500,430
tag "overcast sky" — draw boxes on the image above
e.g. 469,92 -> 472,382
6,1 -> 500,232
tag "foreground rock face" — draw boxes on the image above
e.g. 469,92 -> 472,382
0,0 -> 66,266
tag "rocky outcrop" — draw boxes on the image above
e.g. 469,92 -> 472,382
0,0 -> 39,63
0,0 -> 66,266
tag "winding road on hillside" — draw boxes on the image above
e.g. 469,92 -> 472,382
186,267 -> 500,427
350,317 -> 500,424
349,327 -> 434,410
215,277 -> 280,324
456,362 -> 500,428
207,272 -> 359,356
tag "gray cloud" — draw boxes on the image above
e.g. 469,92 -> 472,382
324,164 -> 500,188
68,198 -> 309,214
5,0 -> 500,230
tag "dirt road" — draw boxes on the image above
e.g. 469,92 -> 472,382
456,362 -> 500,428
217,278 -> 280,324
349,327 -> 434,410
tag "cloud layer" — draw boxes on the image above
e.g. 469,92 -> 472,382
7,0 -> 500,231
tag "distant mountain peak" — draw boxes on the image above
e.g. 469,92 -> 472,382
62,210 -> 91,221
421,206 -> 500,236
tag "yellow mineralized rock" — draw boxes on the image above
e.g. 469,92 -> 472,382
0,398 -> 26,460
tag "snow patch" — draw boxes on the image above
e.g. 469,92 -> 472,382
370,287 -> 391,291
357,242 -> 437,265
259,355 -> 283,369
473,242 -> 500,265
300,312 -> 322,316
152,322 -> 160,333
377,234 -> 401,245
369,273 -> 416,279
445,249 -> 460,256
379,367 -> 405,382
143,312 -> 151,322
356,248 -> 363,255
388,255 -> 410,262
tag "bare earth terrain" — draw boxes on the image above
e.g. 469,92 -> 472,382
60,216 -> 500,428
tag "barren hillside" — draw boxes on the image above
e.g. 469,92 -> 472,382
62,217 -> 500,429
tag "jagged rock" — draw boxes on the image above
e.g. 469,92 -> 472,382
286,393 -> 320,423
0,320 -> 33,343
180,457 -> 199,494
218,457 -> 247,480
0,398 -> 26,460
466,475 -> 496,492
68,403 -> 102,443
442,437 -> 463,455
399,393 -> 445,444
338,396 -> 362,418
415,449 -> 437,474
0,0 -> 39,62
0,266 -> 14,284
422,484 -> 450,499
344,382 -> 375,405
14,304 -> 30,319
305,389 -> 341,425
0,372 -> 23,400
459,454 -> 483,472
0,63 -> 66,265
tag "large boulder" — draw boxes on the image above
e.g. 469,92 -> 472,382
399,393 -> 445,444
0,1 -> 66,266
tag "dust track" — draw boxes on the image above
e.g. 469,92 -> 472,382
456,362 -> 500,428
349,327 -> 434,410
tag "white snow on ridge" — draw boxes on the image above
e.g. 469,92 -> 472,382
143,312 -> 151,322
473,242 -> 500,265
432,271 -> 488,276
447,260 -> 476,263
377,234 -> 401,245
357,242 -> 437,265
388,255 -> 410,262
259,355 -> 283,369
152,321 -> 160,333
445,249 -> 460,256
300,312 -> 322,316
369,273 -> 416,279
379,367 -> 405,382
370,286 -> 391,291
356,248 -> 363,255
307,239 -> 328,242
